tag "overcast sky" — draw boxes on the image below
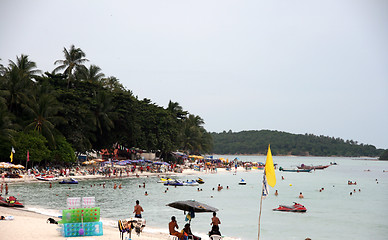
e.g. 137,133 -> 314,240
1,0 -> 387,149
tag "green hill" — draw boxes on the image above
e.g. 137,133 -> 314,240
210,130 -> 384,157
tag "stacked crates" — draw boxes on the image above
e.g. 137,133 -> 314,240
59,197 -> 103,237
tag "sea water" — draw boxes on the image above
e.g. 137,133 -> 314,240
5,156 -> 388,240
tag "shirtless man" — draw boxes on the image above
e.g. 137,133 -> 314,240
209,212 -> 221,236
299,192 -> 304,198
133,200 -> 144,218
211,212 -> 221,226
169,216 -> 184,239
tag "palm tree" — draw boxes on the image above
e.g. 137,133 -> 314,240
100,76 -> 125,92
54,45 -> 88,88
2,55 -> 38,114
167,101 -> 187,120
91,91 -> 114,135
0,98 -> 16,144
76,64 -> 105,83
8,54 -> 41,80
24,85 -> 64,147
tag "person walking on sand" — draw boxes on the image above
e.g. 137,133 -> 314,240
133,200 -> 144,218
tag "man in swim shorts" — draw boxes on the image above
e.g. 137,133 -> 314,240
133,200 -> 144,218
169,216 -> 184,239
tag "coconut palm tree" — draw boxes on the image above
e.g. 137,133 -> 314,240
0,98 -> 16,143
24,85 -> 64,147
8,54 -> 41,80
167,100 -> 187,120
100,76 -> 125,92
76,64 -> 105,84
91,91 -> 114,135
54,45 -> 88,88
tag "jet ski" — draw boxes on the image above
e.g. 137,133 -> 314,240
164,180 -> 184,186
59,178 -> 78,184
239,178 -> 247,185
0,196 -> 24,208
196,177 -> 205,184
157,177 -> 173,183
273,202 -> 306,212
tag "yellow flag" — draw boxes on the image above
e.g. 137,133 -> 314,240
264,144 -> 276,187
10,151 -> 13,162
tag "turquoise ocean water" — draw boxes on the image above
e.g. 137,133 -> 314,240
5,156 -> 388,240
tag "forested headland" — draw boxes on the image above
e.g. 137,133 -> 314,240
0,45 -> 212,165
211,130 -> 384,157
1,45 -> 386,165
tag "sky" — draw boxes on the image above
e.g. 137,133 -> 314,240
1,0 -> 387,149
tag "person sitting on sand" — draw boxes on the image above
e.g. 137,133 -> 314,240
183,223 -> 201,240
169,216 -> 184,239
299,192 -> 304,198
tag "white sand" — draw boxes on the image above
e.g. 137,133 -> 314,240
0,207 -> 169,240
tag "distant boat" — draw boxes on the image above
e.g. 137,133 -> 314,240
239,179 -> 247,185
297,164 -> 330,170
35,175 -> 58,181
279,167 -> 312,172
59,178 -> 78,184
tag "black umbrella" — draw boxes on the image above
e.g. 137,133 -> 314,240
167,200 -> 218,223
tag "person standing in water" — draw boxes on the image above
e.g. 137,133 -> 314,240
133,200 -> 144,218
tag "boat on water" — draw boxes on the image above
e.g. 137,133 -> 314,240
0,196 -> 24,208
273,202 -> 306,212
35,175 -> 58,181
164,180 -> 199,186
157,177 -> 173,183
59,178 -> 78,184
196,177 -> 205,184
279,167 -> 312,172
297,164 -> 330,170
164,180 -> 184,186
239,179 -> 247,185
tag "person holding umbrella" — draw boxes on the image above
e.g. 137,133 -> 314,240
169,216 -> 184,239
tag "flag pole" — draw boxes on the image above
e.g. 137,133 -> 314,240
258,171 -> 265,240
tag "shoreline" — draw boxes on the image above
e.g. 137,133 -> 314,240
3,167 -> 247,185
0,206 -> 170,240
1,168 -> 243,240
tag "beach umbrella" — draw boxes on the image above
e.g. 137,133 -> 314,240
13,164 -> 25,169
0,162 -> 13,169
167,200 -> 218,223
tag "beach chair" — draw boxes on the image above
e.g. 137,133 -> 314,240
209,235 -> 222,240
169,235 -> 179,240
118,219 -> 132,240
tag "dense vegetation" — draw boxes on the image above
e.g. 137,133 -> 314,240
211,130 -> 384,157
379,150 -> 388,160
0,45 -> 212,165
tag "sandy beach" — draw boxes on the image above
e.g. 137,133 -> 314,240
0,167 -> 241,240
0,206 -> 170,240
